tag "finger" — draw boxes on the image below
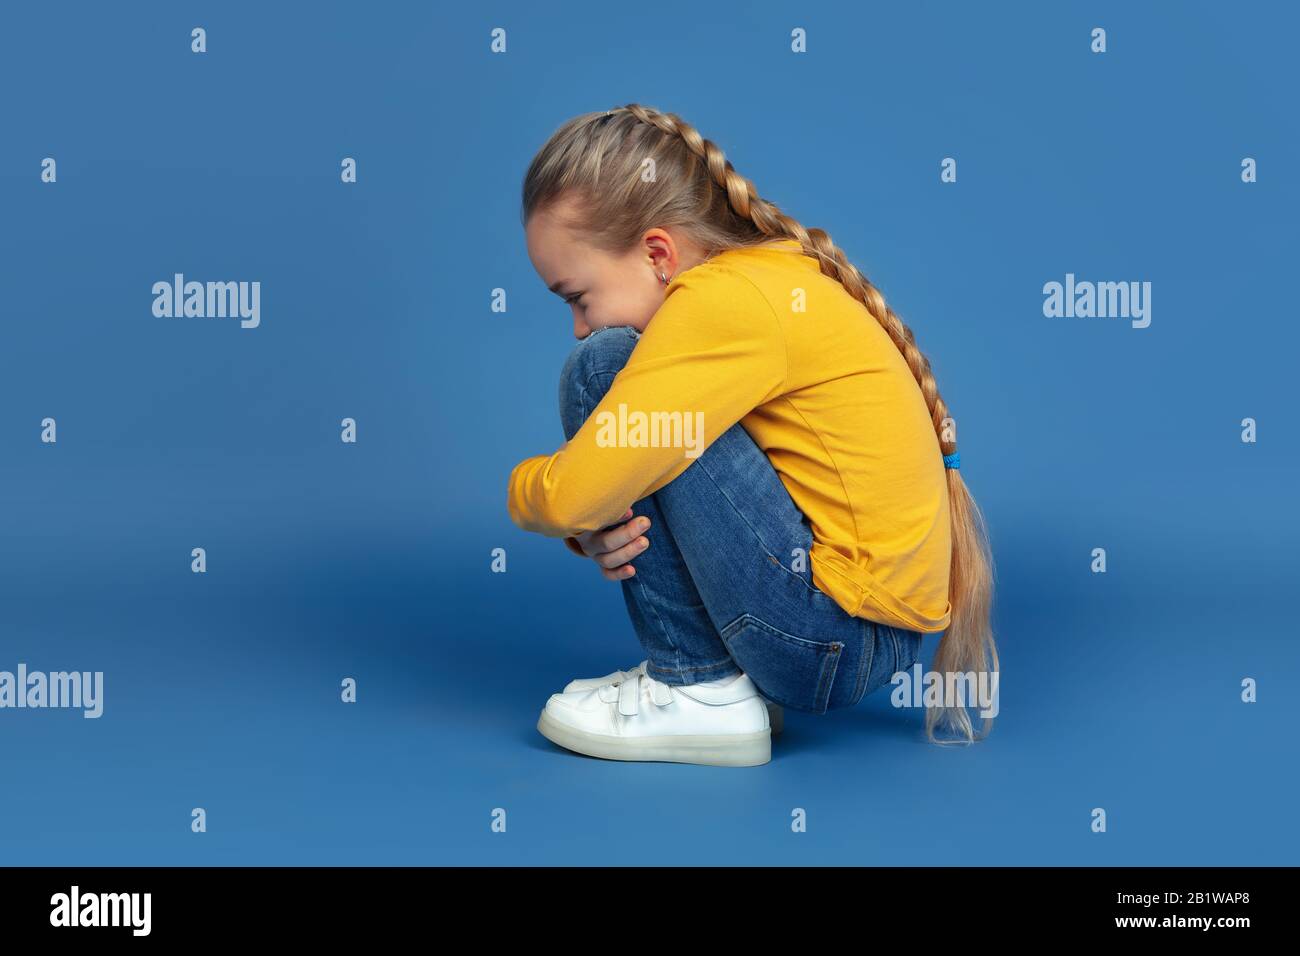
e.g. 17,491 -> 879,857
578,512 -> 647,557
594,514 -> 651,555
595,535 -> 650,570
594,509 -> 635,533
601,564 -> 636,582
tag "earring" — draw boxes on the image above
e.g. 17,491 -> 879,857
659,271 -> 671,285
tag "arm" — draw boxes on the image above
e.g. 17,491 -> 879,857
506,262 -> 787,538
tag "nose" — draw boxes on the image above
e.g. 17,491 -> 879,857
572,312 -> 590,340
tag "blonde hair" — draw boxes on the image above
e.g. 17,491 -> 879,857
521,104 -> 999,745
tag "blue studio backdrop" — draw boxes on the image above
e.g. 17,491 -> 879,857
2,1 -> 1297,865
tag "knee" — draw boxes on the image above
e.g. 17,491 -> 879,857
557,326 -> 641,440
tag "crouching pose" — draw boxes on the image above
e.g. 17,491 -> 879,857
508,104 -> 998,766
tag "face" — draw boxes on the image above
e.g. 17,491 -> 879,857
525,196 -> 702,340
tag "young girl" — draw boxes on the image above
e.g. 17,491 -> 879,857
508,104 -> 998,767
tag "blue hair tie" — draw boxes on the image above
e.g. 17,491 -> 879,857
943,452 -> 961,470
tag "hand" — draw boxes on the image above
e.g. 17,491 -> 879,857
569,509 -> 651,582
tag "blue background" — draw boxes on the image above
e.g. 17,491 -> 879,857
2,0 -> 1296,865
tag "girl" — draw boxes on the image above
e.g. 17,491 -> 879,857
508,104 -> 998,767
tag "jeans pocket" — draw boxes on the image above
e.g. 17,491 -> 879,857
720,613 -> 844,715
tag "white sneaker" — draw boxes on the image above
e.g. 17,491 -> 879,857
538,667 -> 772,767
563,660 -> 784,736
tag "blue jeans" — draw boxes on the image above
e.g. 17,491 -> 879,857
558,326 -> 925,714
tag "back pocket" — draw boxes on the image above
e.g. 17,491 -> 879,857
720,614 -> 844,715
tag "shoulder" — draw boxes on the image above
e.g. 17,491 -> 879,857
657,259 -> 778,336
663,253 -> 774,315
637,249 -> 790,381
672,240 -> 814,299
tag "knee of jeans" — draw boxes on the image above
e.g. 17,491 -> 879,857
557,326 -> 641,439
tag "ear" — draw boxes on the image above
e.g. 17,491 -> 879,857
640,230 -> 678,279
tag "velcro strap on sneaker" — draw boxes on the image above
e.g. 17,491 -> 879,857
618,674 -> 640,716
650,680 -> 674,706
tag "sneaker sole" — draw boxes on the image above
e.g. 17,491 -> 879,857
537,710 -> 772,767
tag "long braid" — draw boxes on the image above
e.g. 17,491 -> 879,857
527,104 -> 998,744
613,104 -> 955,457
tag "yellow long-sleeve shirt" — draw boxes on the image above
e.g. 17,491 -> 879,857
507,238 -> 953,633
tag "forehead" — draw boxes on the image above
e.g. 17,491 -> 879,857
526,204 -> 594,287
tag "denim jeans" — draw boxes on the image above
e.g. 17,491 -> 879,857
558,326 -> 926,715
